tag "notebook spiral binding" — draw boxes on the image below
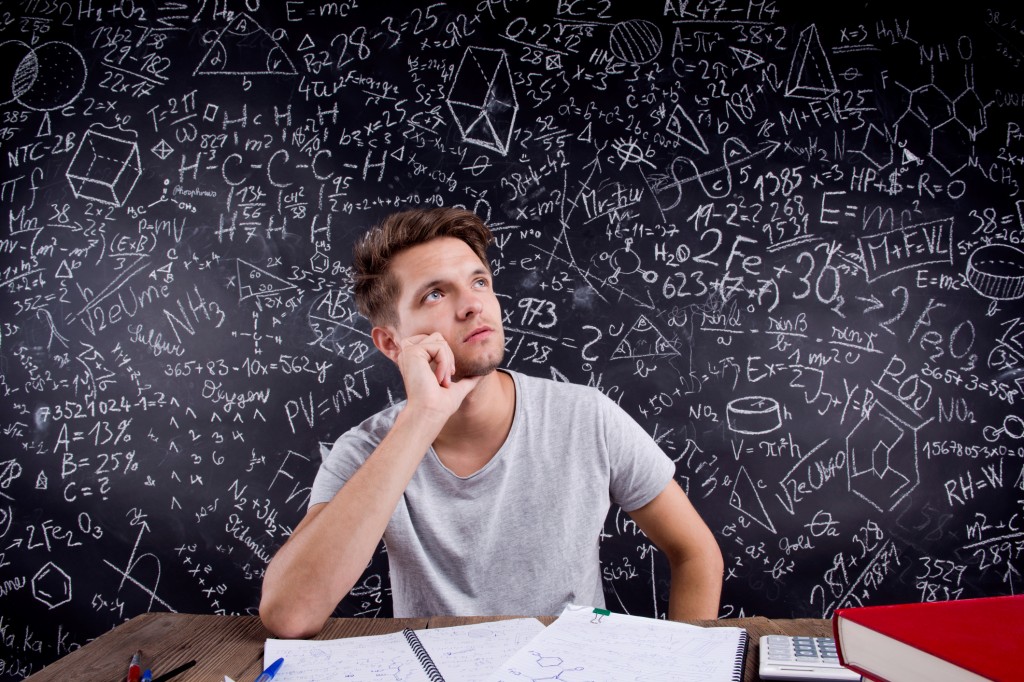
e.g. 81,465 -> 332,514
402,628 -> 446,682
731,630 -> 749,682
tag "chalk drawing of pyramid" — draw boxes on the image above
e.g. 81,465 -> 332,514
237,260 -> 299,301
729,466 -> 777,533
611,315 -> 679,359
195,13 -> 297,76
784,25 -> 837,100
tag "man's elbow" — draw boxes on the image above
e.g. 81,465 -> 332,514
705,535 -> 725,577
259,594 -> 325,639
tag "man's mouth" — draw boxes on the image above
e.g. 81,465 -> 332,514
464,326 -> 492,343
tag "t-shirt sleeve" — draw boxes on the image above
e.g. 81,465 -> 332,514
598,392 -> 677,512
307,425 -> 380,509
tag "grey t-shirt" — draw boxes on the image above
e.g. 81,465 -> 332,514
309,369 -> 675,617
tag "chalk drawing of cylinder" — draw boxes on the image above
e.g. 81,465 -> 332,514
965,243 -> 1024,300
66,128 -> 142,207
726,396 -> 782,435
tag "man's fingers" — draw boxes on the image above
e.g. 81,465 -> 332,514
398,333 -> 455,387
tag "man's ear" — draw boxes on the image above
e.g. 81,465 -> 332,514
371,326 -> 401,363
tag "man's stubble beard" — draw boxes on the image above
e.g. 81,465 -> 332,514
452,340 -> 505,382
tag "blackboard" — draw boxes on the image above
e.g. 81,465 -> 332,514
2,0 -> 1023,676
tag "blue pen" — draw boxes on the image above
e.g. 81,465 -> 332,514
141,669 -> 152,682
254,658 -> 284,682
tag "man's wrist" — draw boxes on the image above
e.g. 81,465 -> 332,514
394,403 -> 450,437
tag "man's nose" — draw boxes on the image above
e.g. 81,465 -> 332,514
458,290 -> 483,319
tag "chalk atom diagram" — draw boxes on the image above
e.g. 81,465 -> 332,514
446,46 -> 519,156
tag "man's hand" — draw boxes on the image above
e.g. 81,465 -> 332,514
394,332 -> 482,420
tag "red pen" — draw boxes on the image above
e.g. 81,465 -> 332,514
127,650 -> 142,682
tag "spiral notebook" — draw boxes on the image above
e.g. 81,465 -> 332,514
264,606 -> 746,681
264,617 -> 545,682
486,604 -> 748,682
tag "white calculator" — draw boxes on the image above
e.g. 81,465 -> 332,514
758,635 -> 862,681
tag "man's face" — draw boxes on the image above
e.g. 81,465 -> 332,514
382,237 -> 505,380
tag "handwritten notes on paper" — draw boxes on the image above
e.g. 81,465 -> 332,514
265,619 -> 544,682
488,606 -> 747,682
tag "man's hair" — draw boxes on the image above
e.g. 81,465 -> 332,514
352,207 -> 493,327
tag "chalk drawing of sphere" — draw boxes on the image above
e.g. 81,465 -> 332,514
609,247 -> 642,276
0,40 -> 87,110
609,19 -> 663,65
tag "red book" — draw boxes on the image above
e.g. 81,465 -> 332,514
832,595 -> 1024,682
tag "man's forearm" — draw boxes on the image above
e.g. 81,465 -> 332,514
260,407 -> 445,637
667,553 -> 725,621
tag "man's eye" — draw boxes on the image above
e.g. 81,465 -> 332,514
424,290 -> 442,302
474,279 -> 488,288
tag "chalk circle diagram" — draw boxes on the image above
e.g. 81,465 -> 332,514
965,243 -> 1024,300
0,40 -> 87,110
609,19 -> 663,65
447,46 -> 519,156
194,13 -> 297,75
726,396 -> 782,435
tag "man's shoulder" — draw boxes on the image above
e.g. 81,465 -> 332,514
335,400 -> 406,444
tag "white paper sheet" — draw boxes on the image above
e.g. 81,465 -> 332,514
264,617 -> 545,682
485,605 -> 747,682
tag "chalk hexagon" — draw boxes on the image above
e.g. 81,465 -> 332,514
32,561 -> 72,609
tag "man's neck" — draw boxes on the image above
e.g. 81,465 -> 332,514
433,369 -> 515,476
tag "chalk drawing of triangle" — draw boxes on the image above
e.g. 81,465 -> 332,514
611,315 -> 679,359
729,466 -> 777,534
729,46 -> 765,70
237,260 -> 299,300
194,13 -> 297,76
665,103 -> 709,155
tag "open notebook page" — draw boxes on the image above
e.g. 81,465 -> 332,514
486,604 -> 747,682
264,618 -> 545,682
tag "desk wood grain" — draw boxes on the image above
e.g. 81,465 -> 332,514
24,613 -> 835,682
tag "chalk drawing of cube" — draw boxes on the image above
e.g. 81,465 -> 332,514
447,47 -> 518,156
66,129 -> 142,207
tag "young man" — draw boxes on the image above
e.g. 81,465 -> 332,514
259,207 -> 723,638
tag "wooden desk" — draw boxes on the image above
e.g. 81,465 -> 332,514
25,613 -> 835,682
